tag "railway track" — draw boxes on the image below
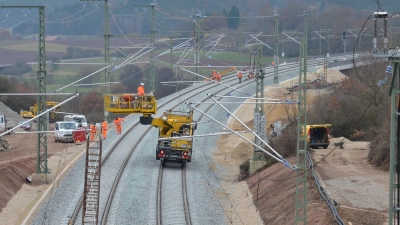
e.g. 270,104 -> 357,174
156,163 -> 191,225
33,55 -> 356,224
69,66 -> 246,224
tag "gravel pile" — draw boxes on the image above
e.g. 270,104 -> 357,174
0,101 -> 23,124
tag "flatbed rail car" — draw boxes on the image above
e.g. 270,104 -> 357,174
104,93 -> 157,125
153,110 -> 196,165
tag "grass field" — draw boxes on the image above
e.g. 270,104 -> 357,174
1,37 -> 276,93
5,42 -> 69,53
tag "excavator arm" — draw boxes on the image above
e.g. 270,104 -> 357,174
20,101 -> 60,121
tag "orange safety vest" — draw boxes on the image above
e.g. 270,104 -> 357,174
90,125 -> 96,134
123,94 -> 134,102
114,119 -> 120,127
138,86 -> 145,96
238,73 -> 242,78
117,117 -> 124,124
101,121 -> 108,131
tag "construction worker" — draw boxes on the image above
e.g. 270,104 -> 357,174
248,72 -> 253,79
114,117 -> 120,135
212,70 -> 217,80
90,124 -> 97,141
114,117 -> 123,135
101,120 -> 108,139
216,72 -> 221,82
117,117 -> 124,134
138,83 -> 145,96
238,71 -> 242,83
271,61 -> 275,66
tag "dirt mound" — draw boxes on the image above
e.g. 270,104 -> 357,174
246,157 -> 333,224
0,101 -> 23,124
0,157 -> 36,213
329,137 -> 370,150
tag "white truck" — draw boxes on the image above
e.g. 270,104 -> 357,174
0,114 -> 16,134
63,114 -> 89,133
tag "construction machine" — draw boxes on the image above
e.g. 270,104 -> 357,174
153,110 -> 195,165
20,101 -> 61,122
104,93 -> 196,165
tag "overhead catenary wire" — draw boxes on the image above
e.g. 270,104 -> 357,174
352,14 -> 377,88
180,68 -> 250,96
54,65 -> 112,93
156,38 -> 193,58
111,46 -> 153,72
187,103 -> 295,169
109,2 -> 136,46
207,94 -> 295,169
45,5 -> 87,22
21,6 -> 98,24
0,17 -> 9,25
190,101 -> 297,104
158,131 -> 247,140
0,93 -> 73,96
0,17 -> 27,34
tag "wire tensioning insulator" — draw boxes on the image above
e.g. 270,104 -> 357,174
384,17 -> 388,38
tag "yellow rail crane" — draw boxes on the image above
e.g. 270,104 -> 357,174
20,101 -> 61,122
104,93 -> 195,166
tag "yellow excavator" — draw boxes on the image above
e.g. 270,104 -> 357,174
20,101 -> 61,122
104,93 -> 195,165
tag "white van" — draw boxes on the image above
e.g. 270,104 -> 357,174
64,114 -> 88,132
54,121 -> 77,143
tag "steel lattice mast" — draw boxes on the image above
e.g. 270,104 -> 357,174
273,10 -> 279,84
295,11 -> 308,225
249,49 -> 267,174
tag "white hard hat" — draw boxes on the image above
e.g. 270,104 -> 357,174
140,83 -> 144,86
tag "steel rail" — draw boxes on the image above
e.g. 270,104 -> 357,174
69,66 -> 243,224
68,55 -> 356,224
156,164 -> 164,225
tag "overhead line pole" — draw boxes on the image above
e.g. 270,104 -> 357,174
295,11 -> 308,225
239,16 -> 242,68
195,14 -> 201,80
273,9 -> 279,84
249,49 -> 267,174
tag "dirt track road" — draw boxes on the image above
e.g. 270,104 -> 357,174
314,137 -> 389,221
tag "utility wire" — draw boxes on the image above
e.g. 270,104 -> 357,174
109,2 -> 135,46
0,17 -> 27,33
352,14 -> 377,88
45,5 -> 87,23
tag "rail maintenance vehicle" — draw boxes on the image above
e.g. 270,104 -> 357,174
104,93 -> 196,166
